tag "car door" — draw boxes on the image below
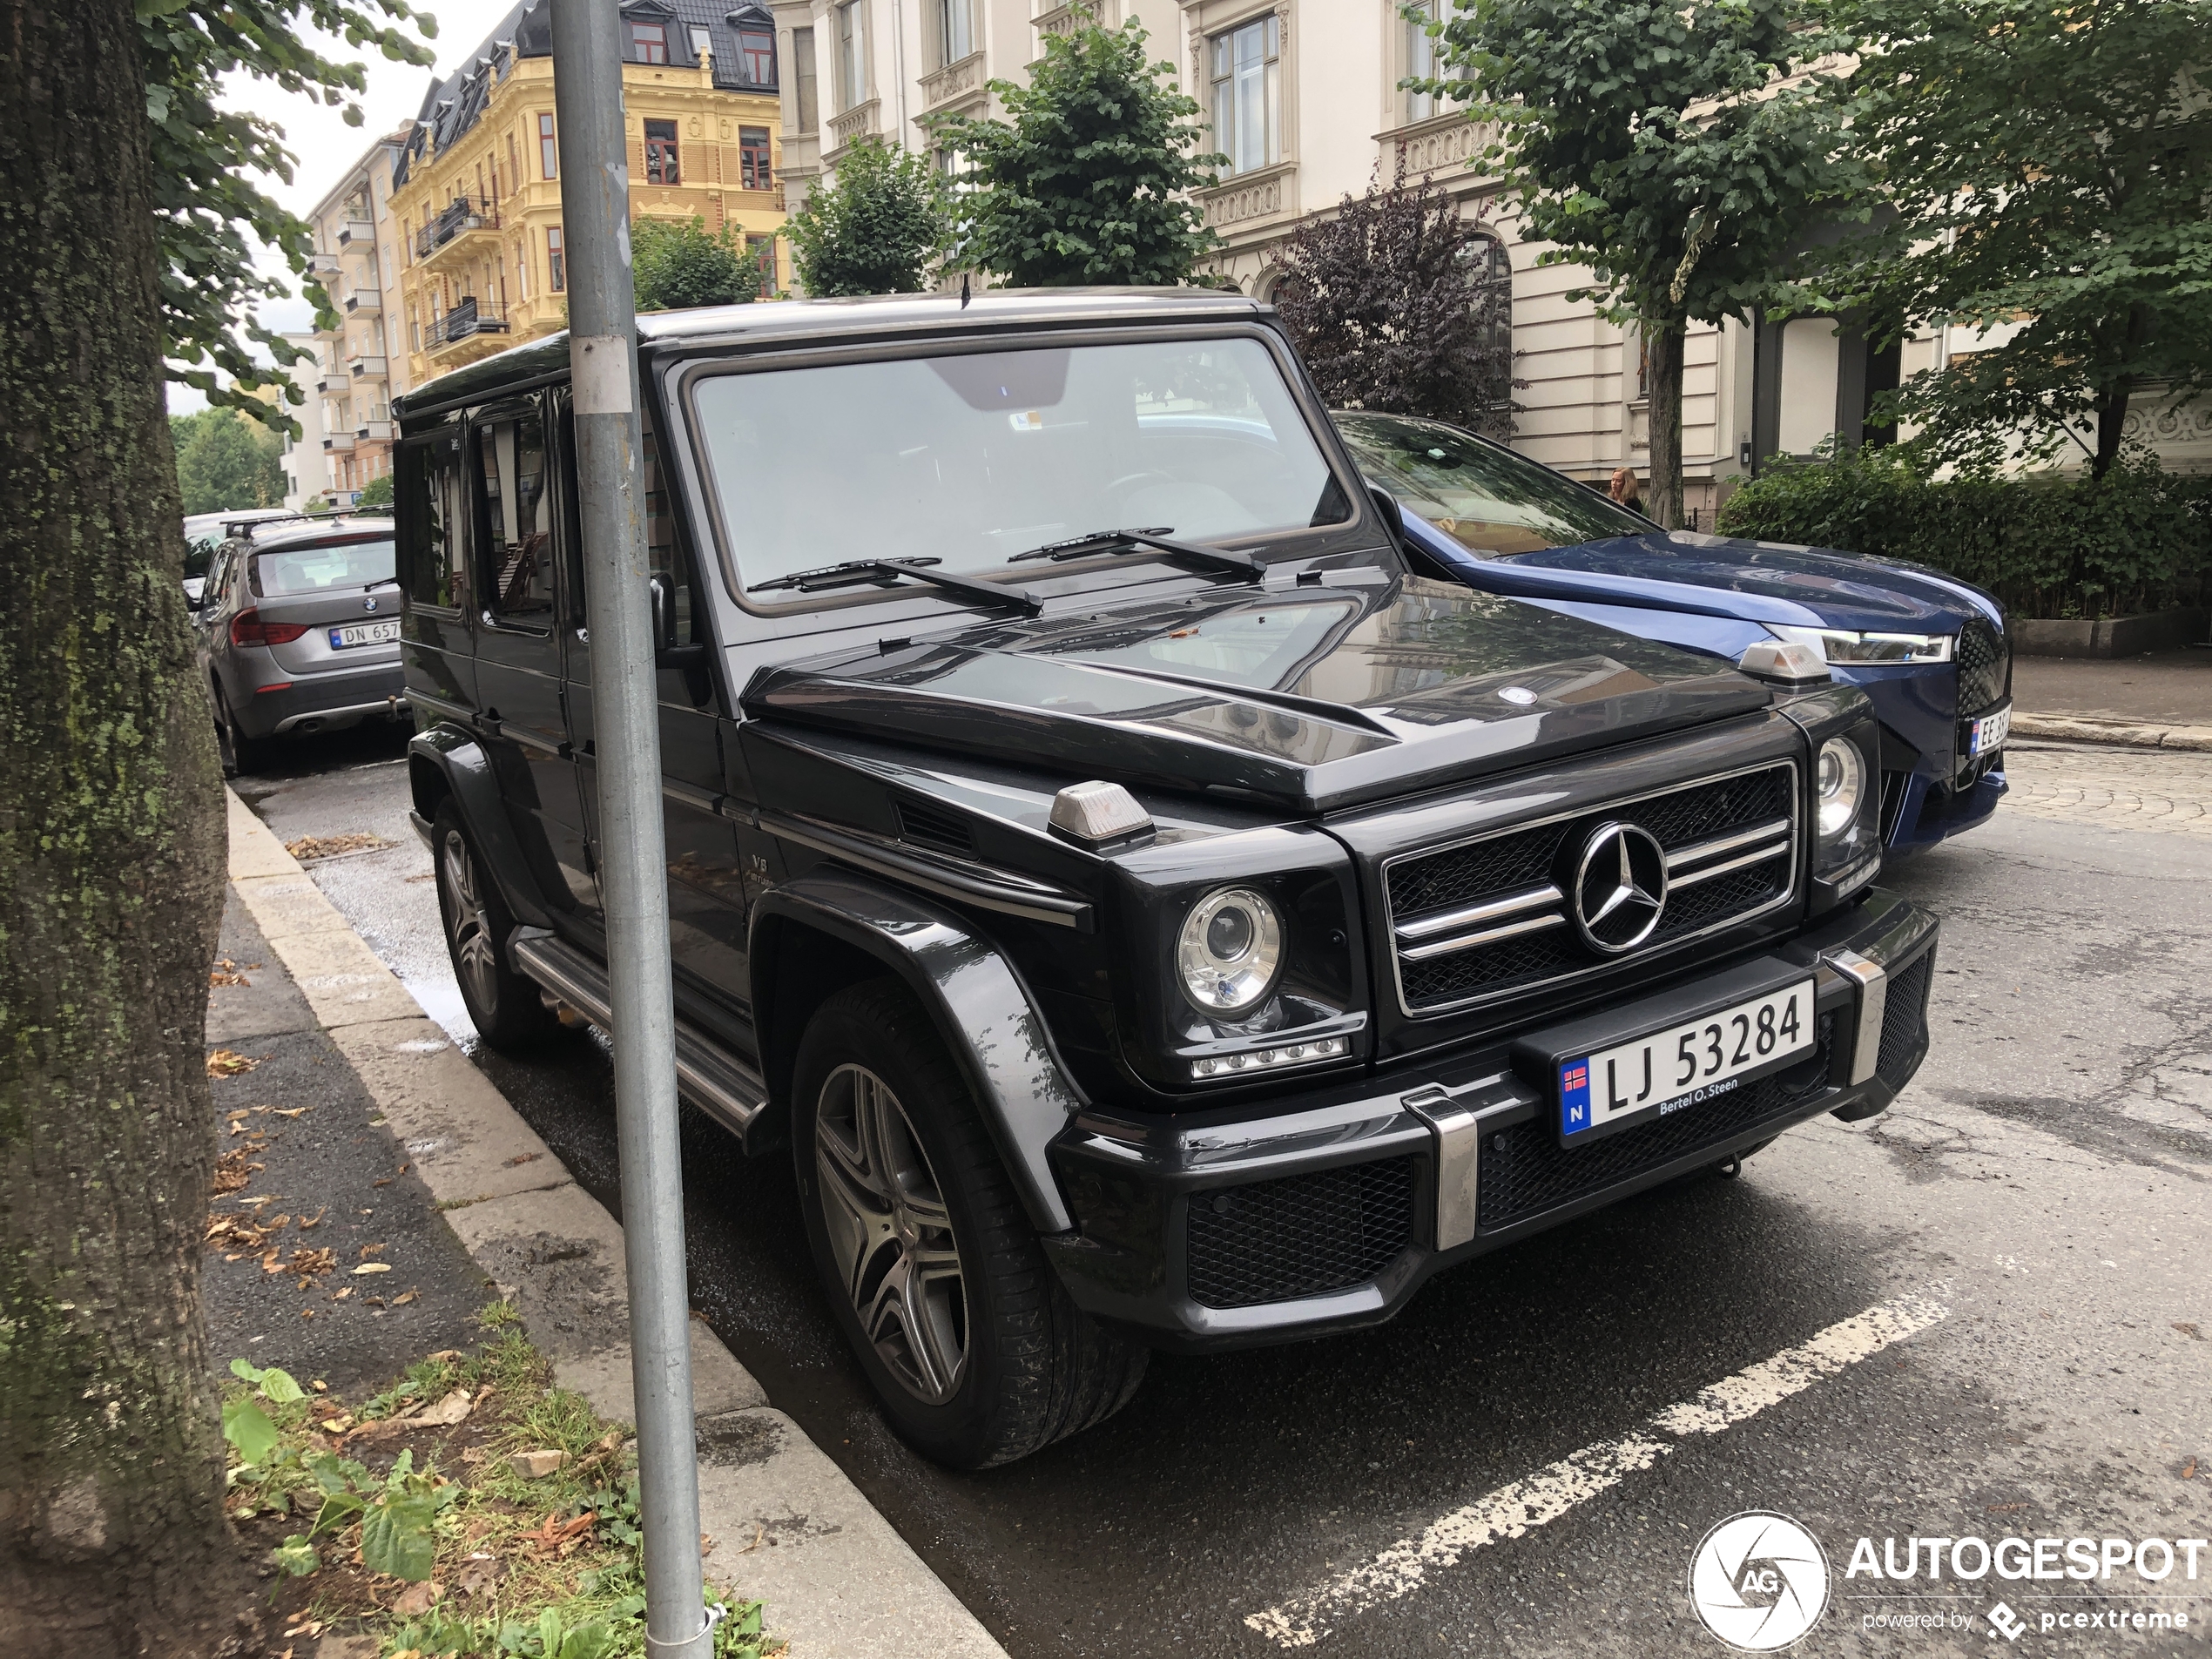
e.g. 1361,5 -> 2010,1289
468,397 -> 598,934
394,424 -> 480,723
557,397 -> 753,1053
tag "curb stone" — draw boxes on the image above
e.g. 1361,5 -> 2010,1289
2011,711 -> 2212,752
226,788 -> 1010,1659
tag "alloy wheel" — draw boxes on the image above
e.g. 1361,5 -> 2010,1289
439,827 -> 501,1013
813,1063 -> 968,1404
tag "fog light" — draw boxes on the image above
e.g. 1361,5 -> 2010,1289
1191,1035 -> 1349,1079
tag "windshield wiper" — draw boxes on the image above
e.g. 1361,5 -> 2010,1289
751,556 -> 1043,616
1005,527 -> 1263,579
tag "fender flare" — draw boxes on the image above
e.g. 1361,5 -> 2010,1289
406,724 -> 556,931
752,871 -> 1082,1234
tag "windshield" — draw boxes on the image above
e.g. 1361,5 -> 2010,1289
251,536 -> 395,597
1334,412 -> 1649,556
691,336 -> 1352,599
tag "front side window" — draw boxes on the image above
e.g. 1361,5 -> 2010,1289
1211,14 -> 1282,178
396,435 -> 469,610
739,126 -> 772,190
475,413 -> 556,622
539,112 -> 558,179
644,118 -> 681,185
689,335 -> 1352,601
547,226 -> 566,292
630,21 -> 669,64
1332,413 -> 1646,556
1405,0 -> 1441,125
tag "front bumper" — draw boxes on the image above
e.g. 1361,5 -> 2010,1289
1043,889 -> 1939,1352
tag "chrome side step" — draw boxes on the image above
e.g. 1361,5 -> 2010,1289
509,931 -> 771,1148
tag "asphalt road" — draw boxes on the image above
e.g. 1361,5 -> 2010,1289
239,729 -> 2212,1657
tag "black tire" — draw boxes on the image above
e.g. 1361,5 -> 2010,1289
431,801 -> 561,1053
792,980 -> 1147,1468
212,684 -> 264,779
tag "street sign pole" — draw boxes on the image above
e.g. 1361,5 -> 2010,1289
548,3 -> 711,1655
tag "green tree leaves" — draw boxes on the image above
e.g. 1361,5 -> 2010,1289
631,216 -> 765,312
136,2 -> 436,428
786,138 -> 949,297
930,16 -> 1223,287
172,410 -> 287,514
1792,0 -> 2212,476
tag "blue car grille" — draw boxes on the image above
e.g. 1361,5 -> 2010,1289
1958,618 -> 2008,714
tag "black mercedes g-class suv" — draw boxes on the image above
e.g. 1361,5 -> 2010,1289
395,290 -> 1937,1469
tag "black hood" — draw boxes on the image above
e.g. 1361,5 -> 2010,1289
745,576 -> 1772,813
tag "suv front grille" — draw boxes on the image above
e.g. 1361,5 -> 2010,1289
1877,950 -> 1934,1089
1185,1157 -> 1418,1309
1478,1015 -> 1835,1231
1958,618 -> 2008,714
1386,763 -> 1799,1016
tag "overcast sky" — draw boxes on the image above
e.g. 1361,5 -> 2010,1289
169,0 -> 519,413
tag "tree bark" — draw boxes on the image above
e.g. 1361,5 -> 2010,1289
2091,378 -> 2131,482
1644,316 -> 1688,529
0,3 -> 246,1655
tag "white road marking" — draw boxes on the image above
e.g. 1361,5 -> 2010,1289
1244,1283 -> 1952,1648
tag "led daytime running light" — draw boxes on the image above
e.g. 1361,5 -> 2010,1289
1191,1035 -> 1349,1079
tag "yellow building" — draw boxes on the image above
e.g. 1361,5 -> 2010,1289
388,1 -> 789,388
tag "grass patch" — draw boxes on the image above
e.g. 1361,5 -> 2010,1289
222,1304 -> 775,1658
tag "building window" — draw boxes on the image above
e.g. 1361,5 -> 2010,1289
835,2 -> 865,111
1405,0 -> 1440,125
793,28 -> 818,132
645,118 -> 681,185
547,227 -> 565,293
630,21 -> 669,64
746,235 -> 777,298
739,126 -> 772,191
506,132 -> 520,195
691,25 -> 712,61
539,113 -> 558,179
740,28 -> 775,82
932,0 -> 970,66
1211,13 -> 1282,178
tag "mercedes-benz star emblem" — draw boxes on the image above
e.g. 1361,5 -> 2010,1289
1573,820 -> 1669,954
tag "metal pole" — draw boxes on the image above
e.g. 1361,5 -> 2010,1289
548,4 -> 711,1656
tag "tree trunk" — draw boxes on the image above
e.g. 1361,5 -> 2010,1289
0,4 -> 245,1655
2091,378 -> 2131,482
1644,317 -> 1688,529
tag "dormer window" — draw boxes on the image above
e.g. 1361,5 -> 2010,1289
630,20 -> 669,63
739,27 -> 774,82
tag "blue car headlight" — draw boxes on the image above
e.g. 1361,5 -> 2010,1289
1771,624 -> 1953,664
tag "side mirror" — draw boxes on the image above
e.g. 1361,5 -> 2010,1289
184,581 -> 207,613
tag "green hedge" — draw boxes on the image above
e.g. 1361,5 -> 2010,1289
1714,447 -> 2212,619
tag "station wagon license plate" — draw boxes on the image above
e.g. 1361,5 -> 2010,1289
330,620 -> 401,649
1968,703 -> 2011,757
1558,978 -> 1816,1143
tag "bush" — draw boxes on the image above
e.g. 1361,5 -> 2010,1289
786,138 -> 946,297
1715,445 -> 2212,619
631,215 -> 762,312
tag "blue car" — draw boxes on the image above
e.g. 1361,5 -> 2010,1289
1334,411 -> 2011,859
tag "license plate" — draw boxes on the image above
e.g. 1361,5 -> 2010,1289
1968,703 -> 2010,756
330,620 -> 401,649
1559,978 -> 1816,1143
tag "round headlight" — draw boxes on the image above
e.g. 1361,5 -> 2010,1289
1177,887 -> 1283,1015
1817,737 -> 1865,836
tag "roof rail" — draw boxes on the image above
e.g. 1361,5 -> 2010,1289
223,505 -> 395,538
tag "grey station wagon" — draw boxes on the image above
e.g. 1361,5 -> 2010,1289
395,290 -> 1940,1468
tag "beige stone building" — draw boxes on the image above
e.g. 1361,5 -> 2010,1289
386,0 -> 789,390
301,135 -> 413,504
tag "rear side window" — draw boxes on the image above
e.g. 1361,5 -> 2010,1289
251,537 -> 395,597
556,401 -> 704,648
396,433 -> 470,610
475,411 -> 556,623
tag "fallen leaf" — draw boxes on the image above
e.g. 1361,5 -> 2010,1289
332,1288 -> 354,1302
296,1207 -> 326,1231
320,1413 -> 354,1433
359,1243 -> 387,1259
389,1579 -> 443,1617
285,832 -> 395,861
391,1289 -> 420,1307
310,1379 -> 328,1393
413,1389 -> 473,1426
372,1177 -> 392,1188
502,1151 -> 543,1167
273,1107 -> 309,1119
206,1049 -> 261,1077
354,1262 -> 393,1276
2184,1459 -> 2197,1480
211,1151 -> 253,1196
523,1509 -> 598,1554
267,1215 -> 290,1230
209,968 -> 250,988
738,1523 -> 766,1555
2175,1322 -> 2202,1341
428,1350 -> 462,1363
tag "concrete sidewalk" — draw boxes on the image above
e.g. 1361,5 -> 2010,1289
221,788 -> 1008,1659
2011,646 -> 2212,749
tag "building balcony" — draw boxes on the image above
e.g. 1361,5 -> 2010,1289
824,99 -> 880,165
344,290 -> 382,314
355,421 -> 394,442
316,374 -> 347,395
307,251 -> 341,275
336,219 -> 376,247
415,195 -> 502,261
427,298 -> 510,351
347,353 -> 388,380
322,430 -> 356,452
921,51 -> 986,113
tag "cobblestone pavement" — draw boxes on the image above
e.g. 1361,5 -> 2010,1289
2001,740 -> 2212,833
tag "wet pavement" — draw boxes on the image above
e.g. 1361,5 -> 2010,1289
235,725 -> 2212,1656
